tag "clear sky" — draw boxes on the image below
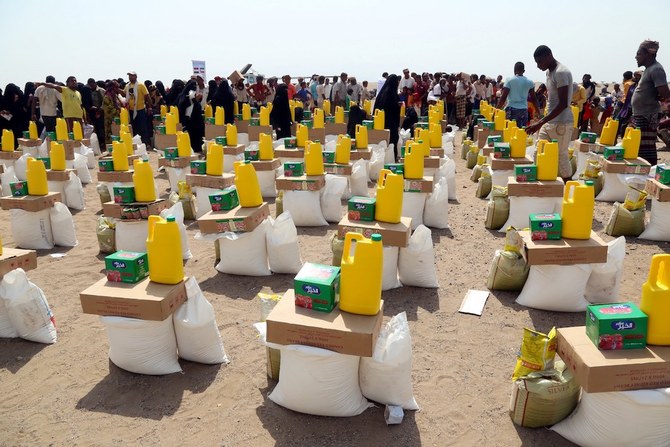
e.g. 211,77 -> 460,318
1,0 -> 669,90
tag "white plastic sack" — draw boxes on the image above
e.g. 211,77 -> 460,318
194,186 -> 218,219
516,264 -> 592,312
14,154 -> 29,180
491,169 -> 514,195
500,197 -> 562,233
160,201 -> 192,260
596,173 -> 646,202
402,192 -> 427,230
423,177 -> 449,229
382,246 -> 401,290
269,344 -> 372,417
368,145 -> 386,181
385,143 -> 396,165
11,208 -> 54,250
115,219 -> 148,253
551,387 -> 670,447
585,236 -> 626,304
360,312 -> 419,410
78,145 -> 96,169
49,202 -> 78,247
257,169 -> 277,198
47,179 -> 65,198
136,143 -> 149,161
572,150 -> 589,180
166,167 -> 186,193
266,212 -> 303,274
89,132 -> 101,154
173,277 -> 228,364
73,153 -> 92,184
0,294 -> 19,338
102,315 -> 181,375
434,157 -> 457,200
1,166 -> 18,197
216,220 -> 271,276
237,133 -> 250,146
224,153 -> 244,173
64,171 -> 85,210
639,199 -> 670,241
283,191 -> 327,227
0,268 -> 57,344
321,174 -> 347,223
398,225 -> 438,288
350,159 -> 369,197
106,181 -> 133,201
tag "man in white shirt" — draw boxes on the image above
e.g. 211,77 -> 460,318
349,77 -> 362,103
399,68 -> 415,92
33,75 -> 60,133
332,72 -> 348,107
194,75 -> 208,109
323,78 -> 332,105
316,76 -> 326,108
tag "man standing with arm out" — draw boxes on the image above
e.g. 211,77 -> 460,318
121,71 -> 152,146
33,75 -> 60,134
526,45 -> 574,182
36,76 -> 85,132
497,62 -> 540,127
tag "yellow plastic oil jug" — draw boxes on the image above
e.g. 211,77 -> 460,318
536,140 -> 559,181
160,105 -> 167,118
206,143 -> 224,176
73,121 -> 83,140
599,118 -> 619,146
404,143 -> 424,179
133,159 -> 156,202
214,106 -> 224,125
571,105 -> 579,128
56,118 -> 68,141
374,110 -> 385,130
375,169 -> 403,223
258,133 -> 274,160
233,101 -> 239,116
414,138 -> 430,157
120,124 -> 131,135
165,113 -> 177,135
400,103 -> 406,119
339,233 -> 383,316
29,121 -> 38,140
355,125 -> 368,149
50,141 -> 66,171
242,103 -> 251,121
146,215 -> 184,285
260,106 -> 270,126
112,141 -> 129,171
226,124 -> 238,146
234,161 -> 263,207
296,123 -> 308,148
323,100 -> 331,116
510,128 -> 527,158
26,157 -> 48,196
335,106 -> 345,124
429,123 -> 441,148
622,127 -> 641,159
305,141 -> 325,175
640,254 -> 670,345
177,131 -> 191,157
494,109 -> 506,131
313,108 -> 324,129
1,129 -> 14,151
335,137 -> 351,164
204,104 -> 213,119
120,108 -> 129,126
561,180 -> 594,239
363,99 -> 372,115
120,131 -> 134,156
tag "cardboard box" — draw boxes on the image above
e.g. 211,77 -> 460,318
266,289 -> 384,357
600,156 -> 652,175
283,137 -> 297,148
603,146 -> 625,161
158,155 -> 199,169
222,144 -> 245,156
153,133 -> 178,150
323,151 -> 336,163
185,173 -> 235,190
17,138 -> 43,148
0,151 -> 22,160
0,248 -> 37,277
493,142 -> 511,159
197,202 -> 270,233
656,164 -> 670,185
61,139 -> 90,159
324,163 -> 352,176
404,177 -> 434,193
98,169 -> 134,183
349,149 -> 372,161
98,159 -> 115,172
104,251 -> 149,284
111,123 -> 133,136
204,123 -> 227,140
275,175 -> 326,191
294,263 -> 341,312
514,165 -> 538,182
529,213 -> 562,240
275,147 -> 305,159
284,161 -> 305,177
430,148 -> 445,157
113,186 -> 136,203
384,163 -> 404,176
324,122 -> 348,136
247,125 -> 273,142
491,156 -> 532,171
487,135 -> 503,147
645,178 -> 670,202
338,216 -> 412,248
0,191 -> 62,212
235,120 -> 249,133
212,135 -> 228,146
368,128 -> 390,144
556,326 -> 670,393
477,129 -> 502,149
228,70 -> 243,85
507,177 -> 565,197
251,158 -> 281,171
208,186 -> 239,211
579,132 -> 598,143
308,128 -> 326,144
348,196 -> 376,221
244,148 -> 259,161
79,276 -> 188,321
586,303 -> 648,350
576,141 -> 599,153
518,230 -> 608,265
46,168 -> 76,182
103,199 -> 169,219
10,181 -> 28,197
190,160 -> 207,175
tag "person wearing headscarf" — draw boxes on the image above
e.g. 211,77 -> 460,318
155,80 -> 167,103
165,79 -> 185,107
632,39 -> 670,166
373,74 -> 401,160
270,84 -> 292,139
23,82 -> 37,132
207,80 -> 217,104
102,80 -> 122,144
3,84 -> 27,146
178,79 -> 205,153
210,79 -> 235,125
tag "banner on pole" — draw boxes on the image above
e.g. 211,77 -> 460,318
192,60 -> 206,82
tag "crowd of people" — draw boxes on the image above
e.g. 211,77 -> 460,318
1,39 -> 667,164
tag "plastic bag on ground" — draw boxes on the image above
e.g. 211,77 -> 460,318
368,145 -> 386,181
596,173 -> 645,203
0,268 -> 57,344
14,154 -> 29,180
0,295 -> 19,338
485,187 -> 510,230
115,219 -> 148,253
194,186 -> 218,219
1,165 -> 18,197
89,132 -> 101,154
266,212 -> 303,274
78,145 -> 96,169
605,202 -> 645,237
500,197 -> 562,233
360,312 -> 419,410
516,264 -> 592,312
166,167 -> 186,193
257,169 -> 277,198
350,159 -> 369,197
434,158 -> 457,201
384,143 -> 396,164
320,174 -> 347,223
283,190 -> 327,227
398,225 -> 438,288
64,171 -> 85,210
382,246 -> 402,290
584,236 -> 626,304
215,220 -> 271,276
50,202 -> 78,247
97,216 -> 116,253
423,177 -> 449,229
73,153 -> 92,184
269,344 -> 372,417
639,199 -> 670,241
173,277 -> 228,364
402,192 -> 427,230
159,201 -> 192,260
102,315 -> 181,375
487,250 -> 529,291
11,208 -> 54,250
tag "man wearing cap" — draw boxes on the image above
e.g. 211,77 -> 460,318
121,71 -> 152,145
632,39 -> 670,165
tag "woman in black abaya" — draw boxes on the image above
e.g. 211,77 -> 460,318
210,79 -> 235,125
270,84 -> 292,139
373,74 -> 401,160
178,80 -> 205,153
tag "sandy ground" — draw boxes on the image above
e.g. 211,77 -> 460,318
0,136 -> 669,447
